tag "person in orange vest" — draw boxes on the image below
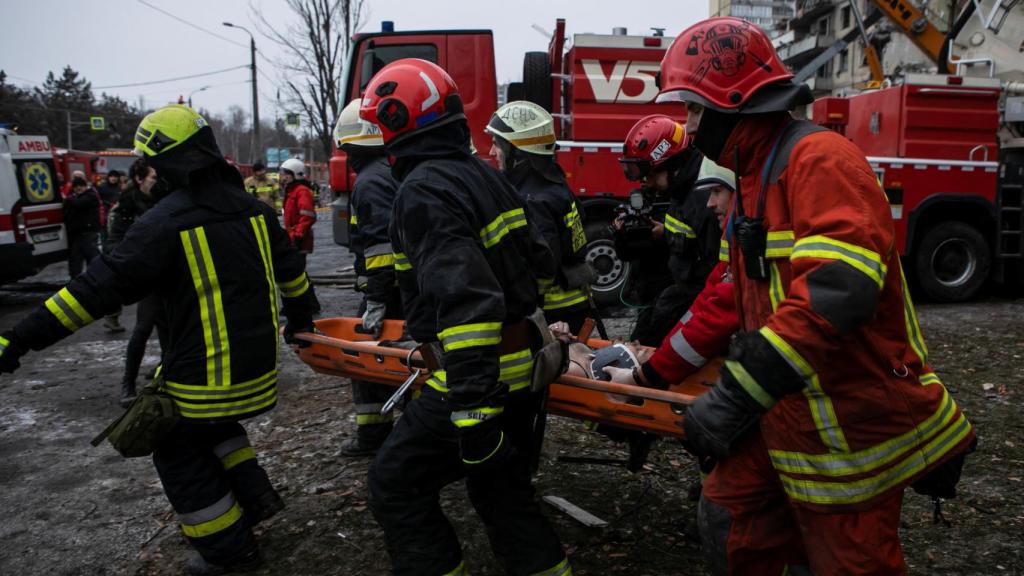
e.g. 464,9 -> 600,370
648,17 -> 976,575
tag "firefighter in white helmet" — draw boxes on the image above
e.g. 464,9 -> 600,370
486,100 -> 598,333
332,99 -> 402,456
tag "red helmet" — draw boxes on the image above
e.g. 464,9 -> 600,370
359,59 -> 464,145
619,115 -> 690,181
657,17 -> 793,111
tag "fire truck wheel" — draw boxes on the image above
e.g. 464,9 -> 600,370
584,222 -> 630,307
522,52 -> 552,111
914,221 -> 991,303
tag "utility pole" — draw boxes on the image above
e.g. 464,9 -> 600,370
223,22 -> 261,162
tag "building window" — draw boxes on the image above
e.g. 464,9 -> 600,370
817,59 -> 833,78
816,16 -> 830,36
841,6 -> 851,29
838,48 -> 849,74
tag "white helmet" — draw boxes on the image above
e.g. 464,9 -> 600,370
280,158 -> 306,178
334,99 -> 383,149
485,100 -> 556,156
694,157 -> 735,191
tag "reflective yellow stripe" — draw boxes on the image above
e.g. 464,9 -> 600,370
532,557 -> 572,576
44,287 -> 94,332
179,493 -> 243,539
220,446 -> 256,471
543,287 -> 589,310
719,238 -> 730,262
508,133 -> 557,147
759,326 -> 850,453
463,431 -> 505,464
366,254 -> 395,270
250,216 -> 280,358
791,235 -> 887,288
438,322 -> 502,352
480,208 -> 528,249
165,369 -> 277,400
181,227 -> 230,387
0,335 -> 9,355
770,387 -> 959,477
898,261 -> 928,363
357,413 -> 394,425
664,213 -> 696,238
565,204 -> 586,252
778,411 -> 972,505
425,369 -> 449,393
423,349 -> 534,394
725,360 -> 775,410
278,272 -> 310,298
451,406 -> 504,428
765,230 -> 795,258
173,386 -> 278,420
919,372 -> 941,386
349,213 -> 358,225
769,261 -> 784,312
394,252 -> 412,271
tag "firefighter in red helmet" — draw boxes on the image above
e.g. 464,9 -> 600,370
658,17 -> 976,575
359,59 -> 571,576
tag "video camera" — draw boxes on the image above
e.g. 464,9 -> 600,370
613,189 -> 669,258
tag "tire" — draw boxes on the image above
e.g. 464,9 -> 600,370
522,52 -> 552,111
584,221 -> 630,307
913,221 -> 991,302
506,82 -> 524,103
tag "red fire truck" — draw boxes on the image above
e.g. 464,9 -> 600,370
814,74 -> 1023,302
329,19 -> 677,304
1,130 -> 68,284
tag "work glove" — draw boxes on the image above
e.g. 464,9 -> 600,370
458,417 -> 516,475
681,367 -> 765,462
0,331 -> 27,374
361,299 -> 387,338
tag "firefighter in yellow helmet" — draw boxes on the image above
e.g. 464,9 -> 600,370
244,161 -> 279,209
333,99 -> 402,456
486,100 -> 599,334
0,104 -> 316,574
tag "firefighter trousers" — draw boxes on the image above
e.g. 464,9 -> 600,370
152,420 -> 276,564
699,431 -> 906,576
350,293 -> 405,446
368,385 -> 570,576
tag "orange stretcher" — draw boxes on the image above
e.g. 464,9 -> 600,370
296,317 -> 719,438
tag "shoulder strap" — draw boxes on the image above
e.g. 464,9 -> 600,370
767,120 -> 828,185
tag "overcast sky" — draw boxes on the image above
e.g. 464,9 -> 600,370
2,0 -> 707,123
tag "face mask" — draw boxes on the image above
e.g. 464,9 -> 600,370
692,107 -> 743,163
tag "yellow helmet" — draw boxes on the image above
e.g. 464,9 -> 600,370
334,99 -> 384,149
485,101 -> 556,156
134,104 -> 210,157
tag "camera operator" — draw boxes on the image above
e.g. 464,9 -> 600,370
616,114 -> 721,346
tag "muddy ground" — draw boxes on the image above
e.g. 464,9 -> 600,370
1,216 -> 1021,575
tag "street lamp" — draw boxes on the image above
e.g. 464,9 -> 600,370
222,21 -> 261,162
188,85 -> 210,108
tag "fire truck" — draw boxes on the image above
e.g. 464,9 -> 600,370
329,19 -> 677,304
0,130 -> 68,284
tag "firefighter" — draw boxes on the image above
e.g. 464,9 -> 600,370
243,161 -> 278,210
280,158 -> 322,314
618,115 -> 720,346
654,18 -> 977,574
486,100 -> 597,333
0,104 -> 316,575
332,99 -> 401,456
360,59 -> 571,576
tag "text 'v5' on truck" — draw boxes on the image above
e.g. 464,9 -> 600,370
329,10 -> 1024,304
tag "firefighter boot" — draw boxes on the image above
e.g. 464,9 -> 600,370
119,380 -> 137,408
249,488 -> 285,523
339,437 -> 381,458
185,548 -> 262,576
103,314 -> 126,334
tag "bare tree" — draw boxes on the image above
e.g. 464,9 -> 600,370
253,0 -> 366,162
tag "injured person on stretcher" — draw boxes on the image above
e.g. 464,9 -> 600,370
548,321 -> 653,381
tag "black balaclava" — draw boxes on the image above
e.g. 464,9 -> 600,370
692,107 -> 745,164
345,147 -> 386,174
498,138 -> 565,188
663,147 -> 704,202
387,120 -> 474,182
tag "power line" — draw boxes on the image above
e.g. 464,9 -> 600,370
135,0 -> 248,48
94,65 -> 249,89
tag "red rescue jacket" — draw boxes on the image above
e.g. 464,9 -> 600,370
283,181 -> 316,253
719,114 -> 975,511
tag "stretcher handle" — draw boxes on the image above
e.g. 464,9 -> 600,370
295,332 -> 423,364
555,375 -> 698,405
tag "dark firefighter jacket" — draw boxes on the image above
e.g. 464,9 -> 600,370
106,184 -> 156,252
350,155 -> 400,303
388,123 -> 556,418
10,163 -> 312,422
511,168 -> 590,313
663,153 -> 721,307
